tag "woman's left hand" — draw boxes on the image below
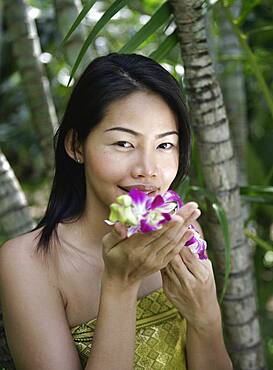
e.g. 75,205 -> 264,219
161,247 -> 221,330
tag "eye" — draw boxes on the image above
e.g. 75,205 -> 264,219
158,143 -> 174,150
114,141 -> 133,148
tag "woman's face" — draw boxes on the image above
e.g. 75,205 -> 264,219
82,91 -> 179,214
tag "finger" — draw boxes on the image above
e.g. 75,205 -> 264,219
153,209 -> 201,259
176,202 -> 199,218
163,262 -> 181,286
102,222 -> 127,252
172,203 -> 200,228
161,267 -> 175,296
157,208 -> 201,250
150,201 -> 199,236
130,215 -> 182,255
180,247 -> 210,281
114,222 -> 128,239
143,203 -> 198,241
157,228 -> 194,263
167,255 -> 194,286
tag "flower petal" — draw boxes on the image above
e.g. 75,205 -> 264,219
140,219 -> 158,233
162,190 -> 183,208
128,188 -> 149,219
128,188 -> 149,205
116,194 -> 132,207
127,225 -> 140,237
150,195 -> 165,210
156,202 -> 178,214
184,223 -> 208,260
158,212 -> 172,225
104,219 -> 115,225
185,236 -> 197,246
198,249 -> 208,260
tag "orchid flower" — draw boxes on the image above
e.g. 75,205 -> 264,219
185,224 -> 207,260
105,188 -> 207,260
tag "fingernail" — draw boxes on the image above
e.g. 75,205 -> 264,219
188,202 -> 198,208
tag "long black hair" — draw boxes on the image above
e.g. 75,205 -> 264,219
33,53 -> 192,255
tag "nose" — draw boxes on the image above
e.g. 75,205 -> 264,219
130,149 -> 158,179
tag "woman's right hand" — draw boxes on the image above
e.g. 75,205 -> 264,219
102,201 -> 201,289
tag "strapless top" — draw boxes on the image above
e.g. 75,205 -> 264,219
71,288 -> 187,369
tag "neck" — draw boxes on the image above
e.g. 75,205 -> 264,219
78,204 -> 112,247
58,196 -> 113,253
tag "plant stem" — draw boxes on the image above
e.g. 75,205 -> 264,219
245,229 -> 273,252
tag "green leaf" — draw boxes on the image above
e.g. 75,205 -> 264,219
149,30 -> 178,61
61,0 -> 97,47
236,0 -> 261,26
211,203 -> 231,304
189,186 -> 231,304
119,2 -> 172,53
247,25 -> 273,37
68,0 -> 130,85
241,196 -> 273,204
240,185 -> 273,205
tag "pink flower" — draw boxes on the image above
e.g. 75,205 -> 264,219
105,188 -> 207,259
185,224 -> 207,260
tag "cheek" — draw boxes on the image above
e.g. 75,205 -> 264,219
162,166 -> 178,189
160,152 -> 179,182
85,148 -> 126,183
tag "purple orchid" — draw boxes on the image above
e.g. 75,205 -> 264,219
104,188 -> 207,259
126,188 -> 183,236
185,224 -> 208,260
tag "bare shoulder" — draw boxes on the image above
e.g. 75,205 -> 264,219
1,227 -> 60,271
0,228 -> 53,282
0,227 -> 60,306
1,227 -> 43,256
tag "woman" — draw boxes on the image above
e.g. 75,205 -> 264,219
0,53 -> 233,370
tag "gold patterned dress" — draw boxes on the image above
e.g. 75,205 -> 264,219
71,288 -> 187,369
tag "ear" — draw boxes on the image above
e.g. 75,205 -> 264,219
64,129 -> 84,164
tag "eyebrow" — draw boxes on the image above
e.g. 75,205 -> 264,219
104,127 -> 179,139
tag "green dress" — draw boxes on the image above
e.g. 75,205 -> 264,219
71,288 -> 187,369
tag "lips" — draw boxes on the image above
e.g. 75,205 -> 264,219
118,185 -> 159,195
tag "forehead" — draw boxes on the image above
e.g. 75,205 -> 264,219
97,91 -> 178,133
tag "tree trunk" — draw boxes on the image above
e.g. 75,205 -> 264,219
4,0 -> 58,176
0,149 -> 35,239
207,1 -> 252,229
168,0 -> 266,369
54,0 -> 91,75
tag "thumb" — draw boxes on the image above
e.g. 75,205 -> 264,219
114,222 -> 128,239
102,222 -> 128,252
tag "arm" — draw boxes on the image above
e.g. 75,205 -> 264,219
85,274 -> 139,370
0,240 -> 82,370
185,309 -> 233,370
160,219 -> 233,370
0,239 -> 139,370
183,221 -> 232,368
